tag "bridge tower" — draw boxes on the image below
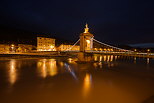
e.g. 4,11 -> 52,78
80,24 -> 94,52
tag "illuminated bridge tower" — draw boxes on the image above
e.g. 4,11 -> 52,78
80,24 -> 94,52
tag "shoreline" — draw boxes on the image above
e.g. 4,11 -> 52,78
0,52 -> 153,59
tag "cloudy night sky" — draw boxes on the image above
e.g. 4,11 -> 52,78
0,0 -> 154,45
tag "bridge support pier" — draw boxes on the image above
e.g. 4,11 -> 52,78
77,52 -> 85,61
80,24 -> 94,52
77,52 -> 94,62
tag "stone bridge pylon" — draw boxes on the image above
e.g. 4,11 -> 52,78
80,24 -> 94,52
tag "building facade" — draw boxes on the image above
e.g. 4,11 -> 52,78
0,44 -> 10,53
17,44 -> 33,52
37,37 -> 56,51
58,44 -> 79,51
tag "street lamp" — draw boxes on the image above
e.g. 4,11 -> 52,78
11,44 -> 15,53
147,49 -> 150,52
147,49 -> 150,56
134,49 -> 137,52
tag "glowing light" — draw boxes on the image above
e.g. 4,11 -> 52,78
94,48 -> 97,51
42,60 -> 47,78
8,59 -> 17,85
98,62 -> 102,68
134,57 -> 136,64
110,55 -> 113,62
147,58 -> 150,64
50,45 -> 54,48
100,48 -> 103,51
104,55 -> 107,61
68,58 -> 73,63
84,23 -> 89,33
83,73 -> 92,98
48,60 -> 57,76
107,55 -> 110,62
11,44 -> 15,47
94,55 -> 98,61
99,55 -> 102,61
59,62 -> 64,67
134,49 -> 137,52
147,49 -> 150,52
37,59 -> 57,78
86,40 -> 90,44
115,56 -> 117,60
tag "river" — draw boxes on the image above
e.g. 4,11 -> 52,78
0,55 -> 154,103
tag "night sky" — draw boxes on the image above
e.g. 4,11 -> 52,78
0,0 -> 154,45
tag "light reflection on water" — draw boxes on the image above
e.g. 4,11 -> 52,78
0,55 -> 154,103
147,58 -> 150,64
37,59 -> 58,78
8,59 -> 17,85
83,73 -> 92,98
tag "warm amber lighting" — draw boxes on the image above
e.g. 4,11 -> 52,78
68,58 -> 73,63
8,59 -> 17,85
83,73 -> 92,98
110,55 -> 113,62
94,55 -> 98,61
37,59 -> 57,78
37,37 -> 56,51
86,40 -> 90,44
58,44 -> 79,51
104,55 -> 107,61
115,56 -> 117,60
50,45 -> 54,48
107,55 -> 110,62
84,23 -> 89,33
11,44 -> 15,47
134,57 -> 137,64
49,60 -> 57,76
94,48 -> 97,51
99,55 -> 102,61
134,49 -> 137,52
147,58 -> 150,64
147,49 -> 150,52
59,62 -> 64,67
100,48 -> 103,51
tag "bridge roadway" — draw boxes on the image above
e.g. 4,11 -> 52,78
0,51 -> 153,58
62,50 -> 154,58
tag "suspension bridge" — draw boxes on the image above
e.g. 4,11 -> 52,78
64,24 -> 131,53
1,24 -> 153,58
61,24 -> 154,58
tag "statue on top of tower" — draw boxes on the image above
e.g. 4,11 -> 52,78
84,23 -> 89,33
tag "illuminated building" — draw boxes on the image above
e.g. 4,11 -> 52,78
80,24 -> 94,52
0,44 -> 10,53
58,44 -> 79,51
37,37 -> 56,51
17,44 -> 33,52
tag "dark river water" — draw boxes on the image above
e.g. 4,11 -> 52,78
0,55 -> 154,103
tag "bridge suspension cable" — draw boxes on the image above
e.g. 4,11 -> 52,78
93,38 -> 130,51
65,39 -> 80,51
